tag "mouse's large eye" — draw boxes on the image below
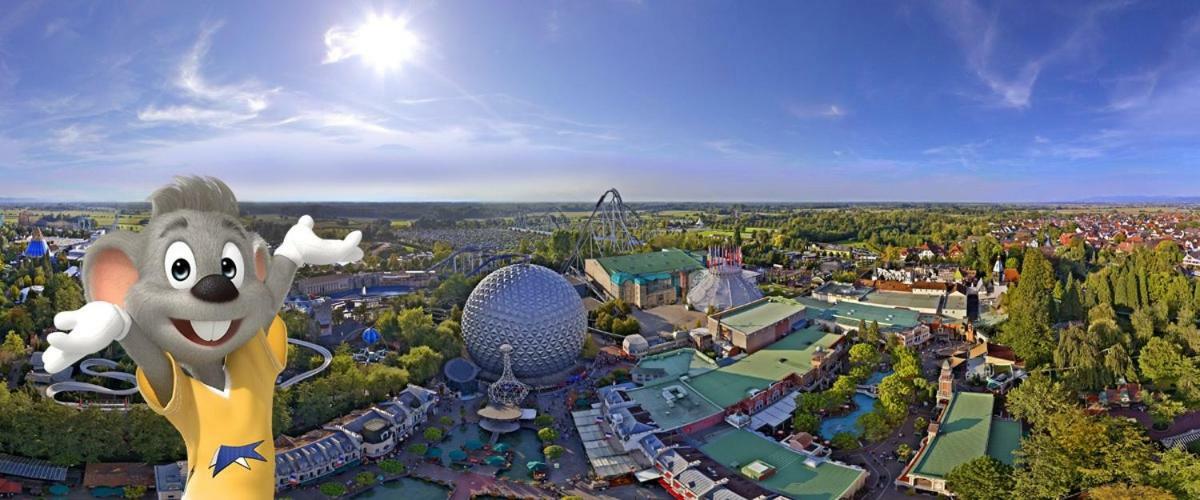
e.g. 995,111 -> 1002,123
221,242 -> 245,288
164,241 -> 197,290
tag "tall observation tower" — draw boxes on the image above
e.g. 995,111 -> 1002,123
477,344 -> 530,435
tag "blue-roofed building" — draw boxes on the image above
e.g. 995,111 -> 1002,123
22,228 -> 50,259
0,453 -> 68,483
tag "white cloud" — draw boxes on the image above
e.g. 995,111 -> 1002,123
138,22 -> 273,127
933,0 -> 1127,109
53,124 -> 103,146
788,103 -> 848,119
137,105 -> 258,127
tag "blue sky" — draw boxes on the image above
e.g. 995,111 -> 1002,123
1,1 -> 1199,202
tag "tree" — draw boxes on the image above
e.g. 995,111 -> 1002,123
407,443 -> 428,455
355,471 -> 376,488
860,321 -> 882,345
580,334 -> 599,359
1139,337 -> 1191,389
399,345 -> 443,384
1058,275 -> 1084,322
998,252 -> 1058,366
946,456 -> 1014,500
1146,447 -> 1200,498
858,410 -> 892,442
1005,374 -> 1072,428
1054,325 -> 1107,391
544,445 -> 566,460
423,427 -> 444,442
1087,483 -> 1175,500
123,485 -> 148,499
1148,392 -> 1186,429
913,416 -> 928,433
848,343 -> 880,369
1131,307 -> 1157,344
0,331 -> 27,370
792,412 -> 820,434
1013,410 -> 1153,498
378,459 -> 405,475
877,375 -> 914,421
1103,344 -> 1137,383
319,482 -> 346,497
1089,302 -> 1118,325
538,427 -> 559,443
830,432 -> 859,450
272,389 -> 293,438
896,443 -> 912,461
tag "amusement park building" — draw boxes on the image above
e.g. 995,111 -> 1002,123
707,296 -> 809,354
584,249 -> 705,308
603,325 -> 848,435
274,385 -> 437,489
895,389 -> 1020,496
581,329 -> 862,498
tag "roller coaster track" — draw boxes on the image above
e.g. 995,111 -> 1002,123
45,338 -> 333,408
562,188 -> 644,275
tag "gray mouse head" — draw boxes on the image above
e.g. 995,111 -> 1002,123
82,176 -> 277,367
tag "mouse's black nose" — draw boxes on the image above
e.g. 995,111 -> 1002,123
191,274 -> 239,303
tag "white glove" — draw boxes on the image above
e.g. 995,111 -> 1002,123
274,215 -> 364,267
42,301 -> 132,374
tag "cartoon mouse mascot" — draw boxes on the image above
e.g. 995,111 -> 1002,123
42,176 -> 363,499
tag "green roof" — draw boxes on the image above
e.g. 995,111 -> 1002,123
794,297 -> 921,330
986,419 -> 1022,465
910,392 -> 1020,479
594,249 -> 704,279
685,327 -> 843,408
701,428 -> 866,500
634,348 -> 717,386
860,291 -> 942,312
716,297 -> 807,334
623,382 -> 722,431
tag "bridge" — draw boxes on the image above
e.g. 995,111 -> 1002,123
855,384 -> 880,398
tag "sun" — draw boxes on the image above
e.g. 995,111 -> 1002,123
347,15 -> 420,73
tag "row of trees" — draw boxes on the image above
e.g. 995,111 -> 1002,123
0,387 -> 184,466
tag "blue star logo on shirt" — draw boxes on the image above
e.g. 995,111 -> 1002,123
209,441 -> 267,477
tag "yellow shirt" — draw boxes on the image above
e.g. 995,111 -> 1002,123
137,316 -> 287,500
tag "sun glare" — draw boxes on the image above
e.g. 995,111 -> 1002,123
348,15 -> 419,73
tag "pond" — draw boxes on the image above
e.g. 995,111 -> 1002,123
817,370 -> 892,440
424,426 -> 544,481
355,477 -> 450,499
496,429 -> 545,482
432,426 -> 488,467
819,393 -> 876,440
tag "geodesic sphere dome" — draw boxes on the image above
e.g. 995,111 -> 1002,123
461,263 -> 587,378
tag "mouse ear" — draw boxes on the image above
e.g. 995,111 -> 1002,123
252,234 -> 270,282
82,231 -> 143,307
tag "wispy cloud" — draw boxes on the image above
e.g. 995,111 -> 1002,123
788,103 -> 848,119
138,23 -> 274,127
933,0 -> 1128,109
52,123 -> 103,146
921,140 -> 993,169
1027,129 -> 1128,160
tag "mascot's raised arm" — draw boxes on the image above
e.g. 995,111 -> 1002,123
42,176 -> 363,499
